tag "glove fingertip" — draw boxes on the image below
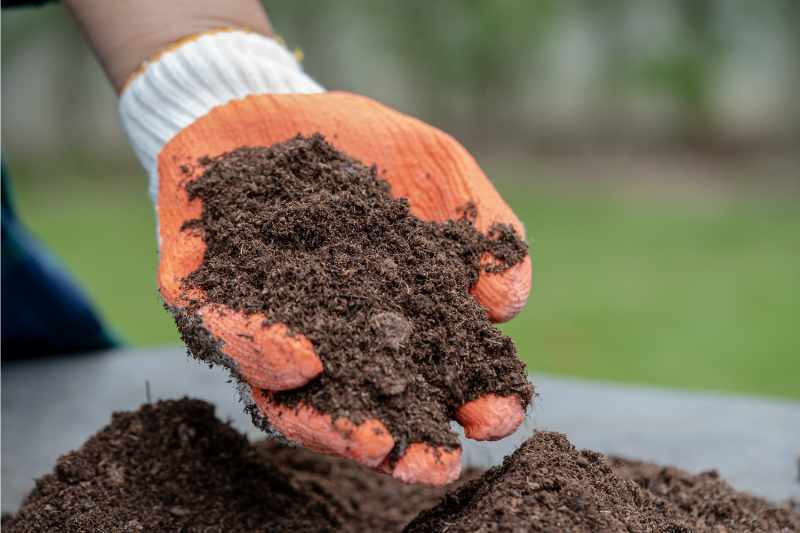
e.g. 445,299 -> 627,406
253,390 -> 395,468
456,394 -> 526,441
471,255 -> 532,323
381,443 -> 462,486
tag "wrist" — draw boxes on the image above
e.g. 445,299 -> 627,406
66,0 -> 275,93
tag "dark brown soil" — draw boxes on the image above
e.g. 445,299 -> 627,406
3,399 -> 470,533
7,400 -> 797,532
404,432 -> 800,533
258,441 -> 481,532
177,134 -> 531,455
609,456 -> 800,532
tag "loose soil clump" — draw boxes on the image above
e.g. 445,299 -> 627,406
405,432 -> 800,533
3,399 -> 468,533
178,134 -> 532,454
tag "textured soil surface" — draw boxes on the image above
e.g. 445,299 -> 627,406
609,456 -> 800,533
178,134 -> 531,455
3,399 -> 471,533
260,441 -> 480,532
405,432 -> 800,533
6,400 -> 797,532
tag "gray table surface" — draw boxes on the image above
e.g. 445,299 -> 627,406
2,346 -> 798,512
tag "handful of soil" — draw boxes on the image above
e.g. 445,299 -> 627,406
178,134 -> 532,454
405,432 -> 800,533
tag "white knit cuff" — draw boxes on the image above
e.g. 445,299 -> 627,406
119,30 -> 324,200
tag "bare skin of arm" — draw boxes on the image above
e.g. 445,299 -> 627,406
65,0 -> 273,93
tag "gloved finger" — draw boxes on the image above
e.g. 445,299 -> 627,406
471,256 -> 532,323
378,443 -> 462,486
395,124 -> 531,323
156,198 -> 204,307
295,91 -> 532,323
155,184 -> 323,391
251,388 -> 395,468
197,304 -> 322,390
455,393 -> 526,441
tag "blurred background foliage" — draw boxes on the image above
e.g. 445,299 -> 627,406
2,0 -> 799,398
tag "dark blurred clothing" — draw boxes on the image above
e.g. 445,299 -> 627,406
1,0 -> 55,8
2,162 -> 118,357
2,0 -> 118,357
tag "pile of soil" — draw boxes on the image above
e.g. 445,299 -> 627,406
6,400 -> 797,532
405,432 -> 800,533
609,456 -> 800,532
178,134 -> 532,455
3,399 -> 469,533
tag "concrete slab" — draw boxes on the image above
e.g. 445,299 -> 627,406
3,346 -> 798,512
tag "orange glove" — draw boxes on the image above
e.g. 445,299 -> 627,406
120,30 -> 531,485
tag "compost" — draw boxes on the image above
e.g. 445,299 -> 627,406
405,432 -> 800,533
177,133 -> 532,454
6,400 -> 797,532
609,456 -> 800,532
3,399 -> 467,533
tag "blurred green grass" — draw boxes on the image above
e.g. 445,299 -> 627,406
9,159 -> 800,399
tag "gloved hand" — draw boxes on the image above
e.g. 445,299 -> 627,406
120,30 -> 531,485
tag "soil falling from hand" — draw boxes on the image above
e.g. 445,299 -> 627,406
178,134 -> 532,453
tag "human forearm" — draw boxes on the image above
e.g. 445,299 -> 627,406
65,0 -> 273,93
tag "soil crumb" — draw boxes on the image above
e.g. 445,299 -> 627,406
3,399 -> 471,533
178,133 -> 532,455
404,432 -> 800,533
